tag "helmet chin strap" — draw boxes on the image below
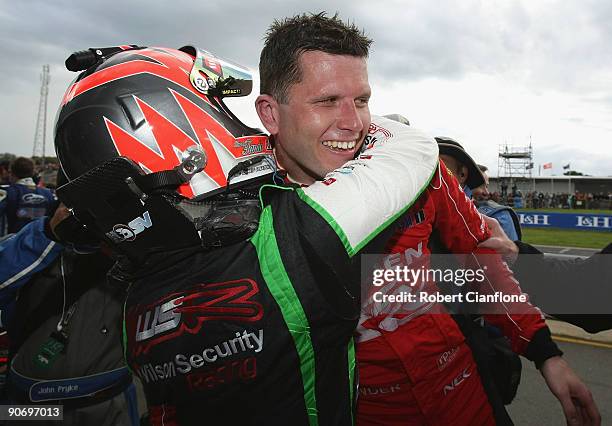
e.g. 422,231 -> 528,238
224,155 -> 269,193
131,148 -> 269,251
130,146 -> 207,199
181,155 -> 271,250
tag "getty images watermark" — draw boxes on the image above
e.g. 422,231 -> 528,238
360,252 -> 612,316
358,253 -> 543,316
370,264 -> 527,304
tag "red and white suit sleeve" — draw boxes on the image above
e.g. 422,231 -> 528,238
431,161 -> 561,363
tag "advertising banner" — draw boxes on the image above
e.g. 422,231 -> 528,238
518,211 -> 612,231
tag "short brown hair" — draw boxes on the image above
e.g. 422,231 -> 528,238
260,12 -> 372,103
10,157 -> 34,179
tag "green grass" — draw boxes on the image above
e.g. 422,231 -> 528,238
522,227 -> 611,249
516,208 -> 611,214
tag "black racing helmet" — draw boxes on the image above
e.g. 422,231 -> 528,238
55,45 -> 274,263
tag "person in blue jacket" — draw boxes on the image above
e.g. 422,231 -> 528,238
0,210 -> 66,324
0,157 -> 57,236
0,206 -> 139,426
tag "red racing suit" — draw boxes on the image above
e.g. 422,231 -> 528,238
356,161 -> 560,426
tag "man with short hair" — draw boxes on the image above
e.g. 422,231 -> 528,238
256,13 -> 600,426
0,157 -> 56,236
257,13 -> 372,185
52,33 -> 438,424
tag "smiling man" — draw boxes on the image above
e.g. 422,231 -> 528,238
256,12 -> 600,426
51,31 -> 440,423
256,15 -> 372,184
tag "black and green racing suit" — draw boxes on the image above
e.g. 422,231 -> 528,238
121,116 -> 439,425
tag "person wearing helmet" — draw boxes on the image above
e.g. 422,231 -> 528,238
253,14 -> 599,425
53,37 -> 438,425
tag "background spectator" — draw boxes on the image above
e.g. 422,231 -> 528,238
0,157 -> 57,236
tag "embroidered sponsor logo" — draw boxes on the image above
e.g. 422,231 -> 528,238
135,296 -> 183,342
234,138 -> 263,156
322,177 -> 336,186
443,367 -> 471,395
437,346 -> 460,371
359,384 -> 402,397
105,211 -> 153,243
186,357 -> 257,391
382,241 -> 424,269
397,209 -> 426,231
128,279 -> 263,357
135,329 -> 263,385
22,193 -> 47,204
368,122 -> 392,138
363,134 -> 378,150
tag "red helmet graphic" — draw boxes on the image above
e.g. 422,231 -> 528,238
55,45 -> 274,262
56,45 -> 272,198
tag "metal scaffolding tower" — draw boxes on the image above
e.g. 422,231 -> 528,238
32,64 -> 50,166
497,142 -> 533,180
497,142 -> 534,197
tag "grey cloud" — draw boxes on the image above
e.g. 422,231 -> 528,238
361,0 -> 612,103
364,1 -> 531,80
0,0 -> 335,155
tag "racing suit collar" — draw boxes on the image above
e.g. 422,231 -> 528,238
15,177 -> 36,187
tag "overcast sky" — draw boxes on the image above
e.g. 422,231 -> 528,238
1,0 -> 611,176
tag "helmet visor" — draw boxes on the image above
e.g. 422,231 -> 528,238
183,45 -> 253,98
